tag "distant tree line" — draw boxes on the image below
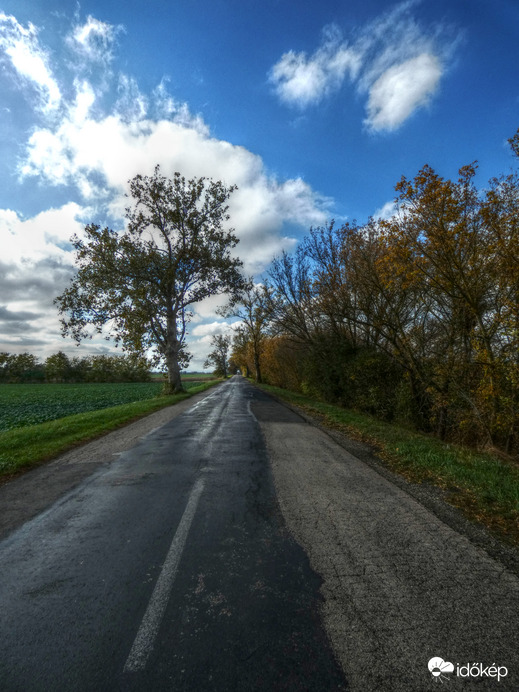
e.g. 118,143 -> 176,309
231,129 -> 519,456
0,351 -> 151,383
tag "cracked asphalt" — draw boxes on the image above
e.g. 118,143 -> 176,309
1,375 -> 519,691
254,387 -> 519,691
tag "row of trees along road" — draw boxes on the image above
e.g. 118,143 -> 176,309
230,129 -> 519,456
204,334 -> 232,379
0,351 -> 151,383
55,131 -> 519,454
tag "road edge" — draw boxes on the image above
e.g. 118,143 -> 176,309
251,382 -> 519,580
0,384 -> 222,542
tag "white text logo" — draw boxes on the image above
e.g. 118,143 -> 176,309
428,657 -> 508,683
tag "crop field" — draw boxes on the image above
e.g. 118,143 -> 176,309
0,381 -> 202,432
0,377 -> 222,479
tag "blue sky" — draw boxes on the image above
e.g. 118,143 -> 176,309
0,0 -> 518,369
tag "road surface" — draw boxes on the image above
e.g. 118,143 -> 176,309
1,375 -> 519,691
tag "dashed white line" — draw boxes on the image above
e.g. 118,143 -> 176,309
123,477 -> 205,673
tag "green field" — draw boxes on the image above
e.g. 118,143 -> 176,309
0,379 -> 216,433
0,378 -> 221,479
0,382 -> 169,432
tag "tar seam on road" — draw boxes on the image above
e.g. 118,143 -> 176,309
123,477 -> 205,673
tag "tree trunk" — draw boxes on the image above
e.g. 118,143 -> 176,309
254,353 -> 262,384
164,317 -> 185,394
164,351 -> 183,394
409,371 -> 431,432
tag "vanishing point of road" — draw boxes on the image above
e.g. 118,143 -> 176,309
1,375 -> 519,691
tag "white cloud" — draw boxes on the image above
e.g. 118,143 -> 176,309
269,24 -> 360,107
191,321 -> 232,337
20,91 -> 331,276
1,203 -> 84,265
67,15 -> 122,64
0,203 -> 88,356
116,75 -> 149,122
365,53 -> 441,131
3,10 -> 333,367
71,80 -> 96,123
0,13 -> 60,111
373,201 -> 397,221
269,1 -> 457,132
188,321 -> 236,372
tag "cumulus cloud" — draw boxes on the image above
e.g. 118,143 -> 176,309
191,321 -> 232,338
269,1 -> 458,132
269,24 -> 360,107
0,13 -> 60,111
188,320 -> 237,372
0,205 -> 86,355
2,11 -> 333,366
373,200 -> 398,221
2,203 -> 85,265
20,89 -> 331,276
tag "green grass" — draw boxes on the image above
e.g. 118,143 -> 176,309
0,379 -> 218,432
0,382 -> 167,432
256,382 -> 519,545
0,379 -> 221,481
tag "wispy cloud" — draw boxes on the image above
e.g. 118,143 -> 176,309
269,1 -> 459,132
365,53 -> 441,132
0,13 -> 61,112
67,15 -> 122,65
269,24 -> 360,108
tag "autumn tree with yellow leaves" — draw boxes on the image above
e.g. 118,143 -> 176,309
256,128 -> 519,454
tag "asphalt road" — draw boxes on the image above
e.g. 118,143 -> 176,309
1,375 -> 519,691
0,377 -> 345,691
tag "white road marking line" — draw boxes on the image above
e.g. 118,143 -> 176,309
247,400 -> 256,420
123,477 -> 205,673
139,426 -> 160,440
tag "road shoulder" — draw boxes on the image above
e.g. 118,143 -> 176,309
0,386 -> 220,541
251,386 -> 519,690
259,387 -> 519,579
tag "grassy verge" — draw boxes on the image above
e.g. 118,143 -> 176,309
256,382 -> 519,546
0,380 -> 221,482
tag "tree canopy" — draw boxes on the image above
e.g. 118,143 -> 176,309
204,334 -> 231,378
219,279 -> 272,383
56,167 -> 244,392
238,128 -> 519,455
